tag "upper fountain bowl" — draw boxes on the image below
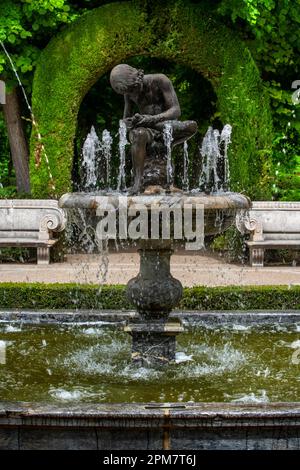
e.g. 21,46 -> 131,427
59,190 -> 250,237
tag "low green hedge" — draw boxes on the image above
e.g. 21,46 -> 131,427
0,283 -> 299,311
181,286 -> 300,310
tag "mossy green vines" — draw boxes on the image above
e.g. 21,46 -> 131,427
30,0 -> 273,198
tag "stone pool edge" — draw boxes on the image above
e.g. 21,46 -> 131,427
1,309 -> 300,324
0,401 -> 300,450
1,309 -> 300,450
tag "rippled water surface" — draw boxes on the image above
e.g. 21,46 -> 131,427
0,321 -> 299,403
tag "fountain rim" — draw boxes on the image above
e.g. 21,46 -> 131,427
58,191 -> 251,211
1,400 -> 300,425
1,308 -> 300,324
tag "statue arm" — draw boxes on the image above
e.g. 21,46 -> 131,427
154,75 -> 181,122
123,95 -> 136,129
134,75 -> 181,128
123,95 -> 133,119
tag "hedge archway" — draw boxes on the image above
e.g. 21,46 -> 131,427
30,0 -> 273,197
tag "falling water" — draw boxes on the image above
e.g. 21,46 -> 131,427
95,238 -> 110,285
200,126 -> 220,192
0,41 -> 56,192
102,129 -> 113,188
64,207 -> 110,288
183,141 -> 189,192
214,209 -> 225,232
67,208 -> 97,254
81,126 -> 100,191
199,124 -> 232,193
220,124 -> 232,190
163,122 -> 173,185
117,120 -> 128,191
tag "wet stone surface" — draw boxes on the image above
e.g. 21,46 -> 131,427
1,402 -> 300,450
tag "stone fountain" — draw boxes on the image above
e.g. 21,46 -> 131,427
59,63 -> 250,367
1,24 -> 299,448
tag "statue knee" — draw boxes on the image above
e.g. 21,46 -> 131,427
188,121 -> 198,135
130,127 -> 149,144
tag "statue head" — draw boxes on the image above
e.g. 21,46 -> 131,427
110,64 -> 144,95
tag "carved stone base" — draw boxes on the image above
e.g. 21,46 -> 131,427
142,141 -> 169,191
250,247 -> 264,267
125,319 -> 184,366
126,240 -> 183,365
37,246 -> 50,265
126,241 -> 183,320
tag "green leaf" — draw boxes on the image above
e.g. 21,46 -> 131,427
7,34 -> 16,43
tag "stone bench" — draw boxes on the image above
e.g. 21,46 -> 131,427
0,200 -> 67,264
236,201 -> 300,267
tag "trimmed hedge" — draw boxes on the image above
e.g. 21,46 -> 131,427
30,0 -> 273,199
0,283 -> 299,310
182,285 -> 300,310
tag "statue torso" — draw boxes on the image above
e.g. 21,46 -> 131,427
130,74 -> 166,115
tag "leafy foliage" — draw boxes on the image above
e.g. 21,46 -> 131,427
0,0 -> 79,194
0,114 -> 12,187
218,0 -> 300,199
218,0 -> 300,77
0,0 -> 79,88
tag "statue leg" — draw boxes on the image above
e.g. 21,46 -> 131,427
129,127 -> 152,194
155,120 -> 198,146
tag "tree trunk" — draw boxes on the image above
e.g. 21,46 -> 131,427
2,86 -> 30,193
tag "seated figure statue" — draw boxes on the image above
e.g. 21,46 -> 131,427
110,64 -> 198,194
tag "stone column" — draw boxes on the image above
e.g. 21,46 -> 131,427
126,240 -> 184,366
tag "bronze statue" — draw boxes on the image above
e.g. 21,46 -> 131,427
110,64 -> 197,194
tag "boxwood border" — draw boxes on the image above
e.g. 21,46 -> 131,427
0,283 -> 299,310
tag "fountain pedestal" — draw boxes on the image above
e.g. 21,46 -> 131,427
142,141 -> 168,191
126,240 -> 183,366
59,191 -> 250,367
124,319 -> 184,366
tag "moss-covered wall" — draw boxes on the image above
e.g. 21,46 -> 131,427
30,0 -> 273,198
